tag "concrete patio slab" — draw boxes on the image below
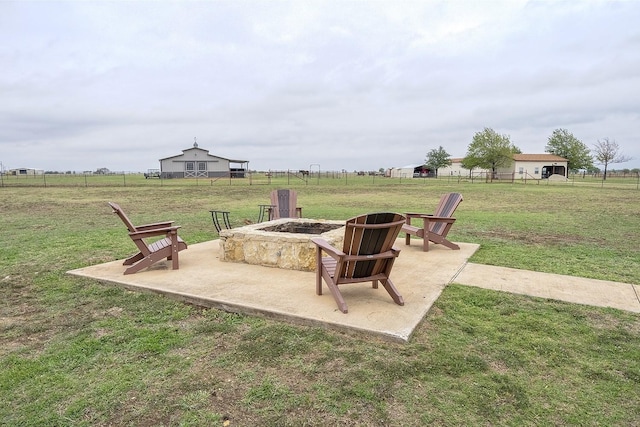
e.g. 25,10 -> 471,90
68,239 -> 640,344
68,239 -> 480,343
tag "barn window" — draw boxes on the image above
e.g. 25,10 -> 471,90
198,162 -> 207,171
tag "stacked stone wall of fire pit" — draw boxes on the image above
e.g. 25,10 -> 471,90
219,218 -> 345,271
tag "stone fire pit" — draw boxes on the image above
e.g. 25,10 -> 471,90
218,218 -> 345,271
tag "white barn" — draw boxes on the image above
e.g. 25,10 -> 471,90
388,164 -> 431,178
499,154 -> 569,179
8,168 -> 44,176
159,142 -> 249,179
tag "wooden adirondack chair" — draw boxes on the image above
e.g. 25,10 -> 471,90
268,189 -> 302,220
108,202 -> 188,275
402,192 -> 463,252
311,212 -> 406,313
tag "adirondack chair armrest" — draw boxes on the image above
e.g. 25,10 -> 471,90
311,237 -> 345,260
134,221 -> 175,231
405,213 -> 432,227
407,214 -> 455,222
129,226 -> 181,239
424,216 -> 456,223
405,212 -> 434,217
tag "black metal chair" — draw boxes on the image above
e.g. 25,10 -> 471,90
209,210 -> 231,233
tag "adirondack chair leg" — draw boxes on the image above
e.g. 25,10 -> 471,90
404,217 -> 428,249
380,279 -> 404,306
315,249 -> 323,295
372,280 -> 379,289
422,217 -> 430,251
169,232 -> 180,270
326,282 -> 349,314
124,263 -> 146,275
315,253 -> 348,312
123,252 -> 144,266
405,217 -> 412,246
124,255 -> 158,275
443,240 -> 460,250
435,236 -> 460,250
124,249 -> 175,275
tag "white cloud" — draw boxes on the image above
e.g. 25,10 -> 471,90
1,0 -> 639,172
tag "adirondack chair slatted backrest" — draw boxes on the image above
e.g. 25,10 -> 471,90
341,212 -> 405,279
430,192 -> 463,235
109,202 -> 137,232
270,189 -> 298,219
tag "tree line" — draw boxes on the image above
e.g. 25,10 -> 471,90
425,128 -> 634,180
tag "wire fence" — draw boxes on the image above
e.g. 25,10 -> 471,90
1,170 -> 639,189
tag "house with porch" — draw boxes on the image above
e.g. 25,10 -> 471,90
438,154 -> 568,180
159,141 -> 249,179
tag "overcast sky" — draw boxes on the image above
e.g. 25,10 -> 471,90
2,0 -> 639,173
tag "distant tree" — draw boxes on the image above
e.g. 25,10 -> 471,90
95,167 -> 110,175
545,128 -> 593,172
592,138 -> 632,180
463,128 -> 520,178
425,146 -> 452,177
460,155 -> 482,178
588,166 -> 601,175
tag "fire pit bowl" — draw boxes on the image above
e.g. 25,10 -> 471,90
218,218 -> 345,271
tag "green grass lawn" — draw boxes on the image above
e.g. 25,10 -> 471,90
1,176 -> 639,426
